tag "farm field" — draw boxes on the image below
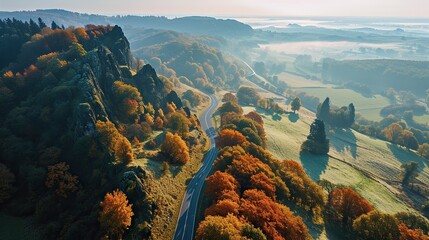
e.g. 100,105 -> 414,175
278,72 -> 391,121
242,106 -> 429,214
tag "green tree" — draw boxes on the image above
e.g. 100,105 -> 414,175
317,97 -> 330,123
348,103 -> 355,126
182,90 -> 202,107
401,162 -> 419,185
353,211 -> 399,240
291,97 -> 301,114
167,112 -> 190,138
237,86 -> 260,106
218,101 -> 243,116
301,119 -> 329,155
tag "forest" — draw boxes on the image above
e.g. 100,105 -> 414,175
0,18 -> 206,239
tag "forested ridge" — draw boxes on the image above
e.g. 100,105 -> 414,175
0,18 -> 205,239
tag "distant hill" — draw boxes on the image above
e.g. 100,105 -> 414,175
0,9 -> 254,37
321,59 -> 429,96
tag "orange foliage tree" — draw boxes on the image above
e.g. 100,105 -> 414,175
205,171 -> 240,201
45,162 -> 78,198
399,224 -> 429,240
239,189 -> 308,240
205,199 -> 239,217
250,172 -> 276,199
161,132 -> 190,164
278,160 -> 326,223
328,188 -> 374,227
227,154 -> 273,189
218,129 -> 247,148
99,189 -> 134,239
245,111 -> 264,125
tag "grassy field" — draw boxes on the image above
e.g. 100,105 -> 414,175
414,114 -> 429,125
242,106 -> 429,214
277,72 -> 391,121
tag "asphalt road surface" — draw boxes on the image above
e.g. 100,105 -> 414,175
173,95 -> 218,240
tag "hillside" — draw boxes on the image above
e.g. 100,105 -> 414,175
0,20 -> 207,239
322,59 -> 429,96
247,105 -> 428,212
126,28 -> 248,92
0,9 -> 254,37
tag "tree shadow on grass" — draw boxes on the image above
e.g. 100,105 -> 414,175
253,107 -> 283,121
299,151 -> 329,181
387,143 -> 427,171
330,128 -> 357,159
272,114 -> 282,121
169,163 -> 184,178
288,113 -> 299,123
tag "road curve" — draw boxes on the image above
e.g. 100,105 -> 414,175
173,95 -> 218,240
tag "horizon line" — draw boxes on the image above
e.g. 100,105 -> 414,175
1,8 -> 429,21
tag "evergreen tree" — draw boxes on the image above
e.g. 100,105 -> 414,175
51,21 -> 60,30
348,103 -> 355,126
317,97 -> 330,122
301,119 -> 329,155
29,19 -> 40,33
38,17 -> 47,28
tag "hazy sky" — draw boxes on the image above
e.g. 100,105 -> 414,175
1,0 -> 429,18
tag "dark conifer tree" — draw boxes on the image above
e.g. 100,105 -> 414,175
51,21 -> 60,30
317,97 -> 330,122
38,17 -> 47,28
348,103 -> 355,126
29,19 -> 40,34
301,119 -> 329,155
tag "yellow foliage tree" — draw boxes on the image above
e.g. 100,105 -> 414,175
99,189 -> 134,239
161,132 -> 190,164
96,120 -> 121,151
115,137 -> 134,164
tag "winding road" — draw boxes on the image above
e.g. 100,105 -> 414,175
173,94 -> 218,240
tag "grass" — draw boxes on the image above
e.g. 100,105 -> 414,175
277,72 -> 391,121
243,106 -> 429,215
130,130 -> 209,240
414,114 -> 429,125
